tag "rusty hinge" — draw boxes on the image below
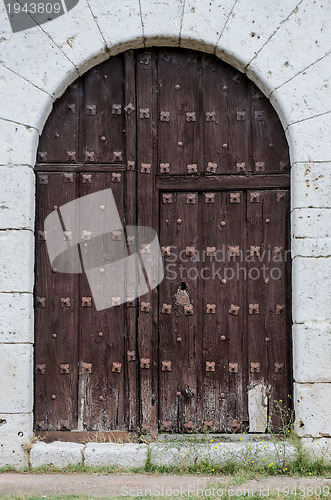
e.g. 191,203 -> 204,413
61,297 -> 71,308
35,364 -> 45,375
112,362 -> 122,373
207,162 -> 217,173
206,303 -> 216,314
206,361 -> 215,372
229,363 -> 239,373
161,303 -> 172,314
161,361 -> 172,372
141,302 -> 151,313
229,304 -> 240,315
250,362 -> 261,373
230,192 -> 241,203
82,297 -> 92,308
249,303 -> 260,315
140,358 -> 150,369
59,363 -> 70,374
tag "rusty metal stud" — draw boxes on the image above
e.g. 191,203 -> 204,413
162,303 -> 172,314
176,391 -> 181,397
230,192 -> 241,203
186,246 -> 196,256
85,151 -> 95,162
228,245 -> 240,257
36,296 -> 46,308
112,230 -> 122,241
162,361 -> 172,372
220,392 -> 226,398
141,163 -> 151,174
177,218 -> 182,225
39,174 -> 48,184
127,351 -> 136,361
140,243 -> 151,254
187,163 -> 198,174
229,363 -> 239,373
236,111 -> 246,121
250,246 -> 261,256
98,331 -> 103,337
206,361 -> 215,372
221,335 -> 226,341
86,104 -> 96,115
229,419 -> 241,432
127,161 -> 135,171
82,297 -> 92,308
161,421 -> 172,432
112,104 -> 122,114
183,421 -> 194,432
174,84 -> 181,90
64,231 -> 72,241
250,362 -> 261,373
140,358 -> 150,369
184,304 -> 194,316
229,304 -> 240,316
254,111 -> 265,120
265,337 -> 270,343
204,193 -> 215,203
81,230 -> 92,241
140,108 -> 150,119
82,174 -> 92,184
265,218 -> 271,224
276,304 -> 285,315
206,111 -> 216,122
249,303 -> 260,315
100,136 -> 106,142
35,364 -> 45,375
206,246 -> 216,257
264,278 -> 270,284
141,302 -> 151,313
176,336 -> 182,343
61,297 -> 71,308
280,161 -> 288,171
274,246 -> 283,255
207,162 -> 218,173
112,297 -> 121,307
59,363 -> 70,374
162,193 -> 172,204
250,192 -> 261,203
52,333 -> 57,339
38,230 -> 47,241
37,152 -> 48,162
221,279 -> 227,284
67,104 -> 76,114
64,173 -> 74,183
255,161 -> 266,172
160,163 -> 170,173
66,151 -> 76,161
161,246 -> 171,257
236,162 -> 246,173
206,303 -> 216,314
275,362 -> 285,374
112,151 -> 123,162
51,394 -> 56,400
186,112 -> 196,122
277,192 -> 285,202
99,395 -> 104,401
112,362 -> 122,373
223,85 -> 228,90
160,111 -> 170,122
222,143 -> 228,148
220,221 -> 226,227
81,362 -> 92,374
124,103 -> 135,115
111,173 -> 121,183
186,194 -> 196,204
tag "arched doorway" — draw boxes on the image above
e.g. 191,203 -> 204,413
34,48 -> 291,436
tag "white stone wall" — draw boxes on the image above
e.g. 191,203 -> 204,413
0,0 -> 330,467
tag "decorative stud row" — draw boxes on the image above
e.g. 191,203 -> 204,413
160,191 -> 285,204
160,245 -> 283,257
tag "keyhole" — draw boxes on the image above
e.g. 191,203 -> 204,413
180,282 -> 187,291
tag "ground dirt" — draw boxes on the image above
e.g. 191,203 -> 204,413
0,473 -> 330,498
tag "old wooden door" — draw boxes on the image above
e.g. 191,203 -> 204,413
35,48 -> 291,435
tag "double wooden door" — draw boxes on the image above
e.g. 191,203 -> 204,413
35,48 -> 291,434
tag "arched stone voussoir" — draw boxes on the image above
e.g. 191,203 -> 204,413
246,0 -> 331,97
140,0 -> 183,47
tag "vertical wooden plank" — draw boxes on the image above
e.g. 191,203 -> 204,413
37,83 -> 79,163
124,50 -> 139,431
77,172 -> 127,430
158,192 -> 199,432
34,172 -> 79,431
136,49 -> 158,433
80,56 -> 125,164
158,49 -> 200,175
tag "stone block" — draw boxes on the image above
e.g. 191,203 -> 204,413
0,344 -> 33,413
291,208 -> 331,257
287,112 -> 331,164
141,0 -> 183,46
30,442 -> 84,469
0,413 -> 32,468
294,383 -> 331,438
291,162 -> 331,209
0,230 -> 34,292
0,120 -> 39,167
0,165 -> 35,230
301,437 -> 331,462
84,443 -> 147,468
0,293 -> 33,343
